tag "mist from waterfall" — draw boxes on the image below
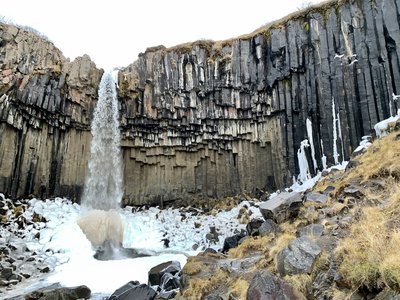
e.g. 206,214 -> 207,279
81,71 -> 123,211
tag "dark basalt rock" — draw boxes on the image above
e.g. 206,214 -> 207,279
247,270 -> 305,300
221,233 -> 247,254
258,219 -> 280,236
246,218 -> 264,236
297,224 -> 325,238
259,192 -> 303,224
109,281 -> 156,300
148,261 -> 181,286
23,283 -> 91,300
276,236 -> 322,277
94,240 -> 149,261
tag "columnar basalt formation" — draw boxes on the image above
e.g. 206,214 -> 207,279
0,0 -> 399,205
0,23 -> 102,200
117,0 -> 400,204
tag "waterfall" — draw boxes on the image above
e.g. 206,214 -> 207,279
81,71 -> 123,211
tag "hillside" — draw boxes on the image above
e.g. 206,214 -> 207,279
177,119 -> 400,299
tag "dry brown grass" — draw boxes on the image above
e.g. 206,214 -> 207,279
182,257 -> 206,275
269,233 -> 296,263
181,268 -> 249,300
284,274 -> 312,295
230,277 -> 250,300
331,287 -> 352,300
310,131 -> 400,293
336,196 -> 400,291
228,235 -> 273,259
181,268 -> 228,300
315,131 -> 400,197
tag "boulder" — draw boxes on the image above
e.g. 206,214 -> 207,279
259,192 -> 303,224
304,192 -> 328,204
258,219 -> 280,236
221,233 -> 247,253
24,283 -> 91,300
160,272 -> 180,291
343,185 -> 363,198
109,281 -> 156,300
246,219 -> 264,236
246,270 -> 305,300
297,224 -> 324,237
276,236 -> 322,276
148,261 -> 181,286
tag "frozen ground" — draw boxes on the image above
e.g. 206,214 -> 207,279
1,196 -> 262,298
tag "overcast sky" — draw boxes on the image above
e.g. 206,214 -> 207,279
1,0 -> 322,70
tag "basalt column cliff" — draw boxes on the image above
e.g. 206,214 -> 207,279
1,0 -> 400,205
0,25 -> 102,200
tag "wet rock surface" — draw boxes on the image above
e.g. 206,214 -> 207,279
109,281 -> 156,300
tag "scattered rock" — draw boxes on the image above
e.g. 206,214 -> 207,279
148,261 -> 181,286
94,241 -> 149,261
221,233 -> 247,253
247,270 -> 305,300
343,185 -> 363,198
277,236 -> 322,276
304,192 -> 329,204
109,281 -> 156,300
24,283 -> 91,300
259,192 -> 303,224
203,248 -> 217,254
258,219 -> 280,236
205,226 -> 219,243
322,186 -> 335,195
311,258 -> 340,300
160,272 -> 180,291
345,160 -> 360,170
246,219 -> 264,236
1,267 -> 13,280
297,224 -> 324,237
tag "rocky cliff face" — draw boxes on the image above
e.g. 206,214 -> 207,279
117,0 -> 400,204
0,23 -> 102,200
1,0 -> 399,205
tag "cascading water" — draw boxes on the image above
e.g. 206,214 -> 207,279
81,71 -> 123,211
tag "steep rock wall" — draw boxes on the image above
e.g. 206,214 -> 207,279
0,23 -> 102,200
117,0 -> 400,204
0,0 -> 399,205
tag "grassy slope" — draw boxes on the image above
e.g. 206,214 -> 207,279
178,126 -> 400,299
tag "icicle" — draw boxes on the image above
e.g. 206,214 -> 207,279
306,118 -> 317,172
297,139 -> 311,182
332,98 -> 339,165
337,111 -> 345,163
320,139 -> 327,170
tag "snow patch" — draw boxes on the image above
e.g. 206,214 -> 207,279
374,111 -> 400,138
